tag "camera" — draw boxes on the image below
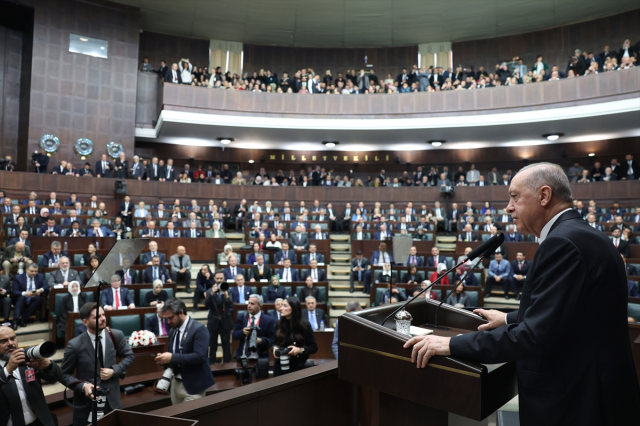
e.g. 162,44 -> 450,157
234,357 -> 253,385
247,325 -> 260,352
0,158 -> 8,168
31,151 -> 40,164
219,281 -> 229,292
24,341 -> 56,360
275,347 -> 291,357
156,367 -> 174,392
276,347 -> 292,371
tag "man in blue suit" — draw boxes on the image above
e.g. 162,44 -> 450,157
486,253 -> 512,299
87,219 -> 115,237
146,307 -> 172,336
143,256 -> 173,284
232,294 -> 276,361
8,229 -> 32,249
11,263 -> 47,328
303,260 -> 326,282
504,225 -> 523,242
184,222 -> 203,238
277,259 -> 300,282
223,256 -> 245,280
161,222 -> 181,238
40,241 -> 68,267
301,244 -> 325,265
373,224 -> 391,240
425,246 -> 447,267
274,242 -> 297,265
370,242 -> 394,265
509,251 -> 532,301
155,298 -> 214,404
141,241 -> 166,265
229,275 -> 252,303
37,218 -> 62,237
101,274 -> 135,309
404,246 -> 424,266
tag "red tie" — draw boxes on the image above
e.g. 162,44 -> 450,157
114,290 -> 120,309
615,239 -> 619,247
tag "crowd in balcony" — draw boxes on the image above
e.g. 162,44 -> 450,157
139,39 -> 638,93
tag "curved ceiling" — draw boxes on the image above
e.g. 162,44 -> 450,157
113,0 -> 639,48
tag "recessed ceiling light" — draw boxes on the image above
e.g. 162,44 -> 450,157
248,159 -> 254,163
79,37 -> 88,42
542,133 -> 564,141
217,137 -> 234,145
429,140 -> 445,147
588,153 -> 595,157
100,47 -> 105,50
322,141 -> 339,148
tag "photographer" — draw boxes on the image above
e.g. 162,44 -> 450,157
272,297 -> 317,376
33,149 -> 49,174
0,325 -> 63,426
1,155 -> 16,171
155,298 -> 213,405
205,270 -> 233,363
232,294 -> 276,361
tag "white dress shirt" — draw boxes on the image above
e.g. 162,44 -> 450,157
0,359 -> 38,426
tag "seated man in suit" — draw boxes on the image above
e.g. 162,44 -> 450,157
299,275 -> 320,300
169,246 -> 192,293
11,263 -> 47,328
139,220 -> 160,238
310,224 -> 327,240
146,305 -> 172,336
350,251 -> 369,293
458,223 -> 479,242
352,224 -> 371,241
232,294 -> 276,361
404,246 -> 424,266
586,213 -> 604,231
223,256 -> 244,281
377,279 -> 407,306
509,251 -> 531,300
486,253 -> 512,299
504,224 -> 523,242
425,246 -> 447,268
488,226 -> 508,259
1,240 -> 33,277
182,212 -> 202,228
62,210 -> 80,226
621,254 -> 637,277
40,241 -> 68,268
115,256 -> 138,284
37,217 -> 62,237
87,219 -> 115,237
161,221 -> 181,238
141,241 -> 166,265
277,258 -> 300,283
101,274 -> 135,309
65,221 -> 86,237
302,244 -> 325,265
611,228 -> 630,257
609,215 -> 630,233
143,256 -> 173,284
274,242 -> 297,265
374,224 -> 391,240
363,242 -> 395,293
230,274 -> 252,303
289,225 -> 309,251
185,221 -> 203,238
303,259 -> 326,282
47,256 -> 80,288
302,296 -> 326,330
249,254 -> 272,282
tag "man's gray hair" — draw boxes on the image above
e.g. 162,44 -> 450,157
516,162 -> 573,204
275,298 -> 283,303
51,240 -> 61,248
346,301 -> 362,312
111,274 -> 121,282
305,296 -> 316,302
249,294 -> 263,306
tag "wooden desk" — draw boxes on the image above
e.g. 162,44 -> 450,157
369,283 -> 484,307
64,307 -> 157,346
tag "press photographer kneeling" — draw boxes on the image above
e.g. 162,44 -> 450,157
0,325 -> 62,426
272,297 -> 318,376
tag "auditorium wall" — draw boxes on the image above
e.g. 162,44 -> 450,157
0,26 -> 23,161
138,31 -> 210,72
452,9 -> 640,73
10,0 -> 140,171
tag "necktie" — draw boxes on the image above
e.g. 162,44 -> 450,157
97,228 -> 102,237
160,318 -> 166,335
125,271 -> 130,284
467,233 -> 471,241
239,288 -> 245,303
357,261 -> 362,281
519,262 -> 523,271
192,229 -> 195,238
174,329 -> 181,353
154,267 -> 158,281
114,289 -> 120,309
411,256 -> 415,264
97,335 -> 104,367
232,267 -> 236,277
170,230 -> 173,237
313,269 -> 317,281
26,278 -> 35,304
245,316 -> 256,356
310,311 -> 318,330
286,269 -> 290,282
615,239 -> 619,247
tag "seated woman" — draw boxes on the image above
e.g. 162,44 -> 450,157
208,221 -> 225,238
256,232 -> 267,250
266,275 -> 287,303
272,297 -> 318,376
194,264 -> 215,309
413,228 -> 429,240
58,281 -> 88,334
429,263 -> 450,285
143,280 -> 169,307
481,202 -> 494,216
446,281 -> 471,308
351,208 -> 363,222
266,233 -> 282,249
419,280 -> 439,301
376,263 -> 393,284
247,243 -> 263,265
81,255 -> 101,286
377,279 -> 407,305
371,208 -> 382,221
218,244 -> 237,265
299,275 -> 320,300
402,264 -> 421,285
452,266 -> 479,286
456,176 -> 467,187
82,243 -> 103,266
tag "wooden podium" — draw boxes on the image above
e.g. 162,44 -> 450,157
97,410 -> 198,426
339,298 -> 518,425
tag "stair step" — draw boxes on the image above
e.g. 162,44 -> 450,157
330,243 -> 351,251
330,234 -> 350,241
331,283 -> 363,290
225,233 -> 244,240
331,254 -> 351,261
437,236 -> 457,243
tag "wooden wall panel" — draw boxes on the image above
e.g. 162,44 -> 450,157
0,26 -> 22,161
138,31 -> 210,72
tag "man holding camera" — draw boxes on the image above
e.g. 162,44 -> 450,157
155,298 -> 213,405
205,270 -> 233,364
0,325 -> 63,426
232,294 -> 276,361
61,303 -> 135,426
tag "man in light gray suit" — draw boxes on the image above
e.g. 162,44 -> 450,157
289,224 -> 310,250
129,155 -> 145,180
181,212 -> 202,228
47,256 -> 80,288
350,251 -> 370,293
61,302 -> 134,426
170,246 -> 192,294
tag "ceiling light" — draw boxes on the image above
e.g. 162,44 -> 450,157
248,159 -> 254,163
322,141 -> 339,148
542,133 -> 564,141
100,47 -> 105,50
429,140 -> 445,147
79,37 -> 88,42
588,153 -> 595,157
217,137 -> 234,145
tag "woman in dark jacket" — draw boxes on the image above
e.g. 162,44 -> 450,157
82,243 -> 103,266
273,296 -> 318,376
402,264 -> 422,285
143,280 -> 169,307
80,255 -> 101,286
445,281 -> 471,308
194,264 -> 215,310
58,281 -> 87,333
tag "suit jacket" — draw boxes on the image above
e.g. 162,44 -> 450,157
205,291 -> 234,330
274,249 -> 297,264
276,268 -> 300,282
458,232 -> 479,242
129,161 -> 145,179
350,257 -> 370,276
249,264 -> 273,281
230,285 -> 252,303
37,225 -> 62,236
302,308 -> 326,325
302,268 -> 326,282
145,314 -> 172,336
142,266 -> 170,283
627,264 -> 638,277
167,318 -> 214,394
504,233 -> 524,242
450,210 -> 640,425
87,226 -> 115,237
146,163 -> 161,181
299,286 -> 320,301
0,359 -> 63,426
620,160 -> 639,178
351,231 -> 371,240
310,232 -> 328,240
510,259 -> 532,277
613,238 -> 630,257
370,250 -> 394,265
11,273 -> 47,301
1,245 -> 32,265
115,268 -> 139,284
40,250 -> 68,267
158,229 -> 179,238
141,252 -> 166,265
164,68 -> 182,83
169,254 -> 192,273
232,312 -> 276,359
184,229 -> 203,238
100,287 -> 134,308
95,160 -> 113,177
47,268 -> 81,287
162,166 -> 176,181
57,292 -> 88,330
223,266 -> 245,280
302,253 -> 325,265
373,231 -> 392,240
425,254 -> 447,267
61,328 -> 135,423
289,232 -> 309,249
265,284 -> 288,302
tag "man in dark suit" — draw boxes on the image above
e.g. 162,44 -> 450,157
164,63 -> 182,84
620,154 -> 639,180
115,257 -> 139,285
458,223 -> 479,242
145,309 -> 171,336
154,298 -> 215,404
40,242 -> 68,267
303,260 -> 326,282
233,199 -> 248,231
0,275 -> 12,323
119,195 -> 133,227
622,254 -> 637,277
350,251 -> 369,293
405,163 -> 640,425
301,296 -> 326,330
277,259 -> 300,282
161,222 -> 180,238
611,228 -> 630,257
351,225 -> 371,241
229,276 -> 252,304
146,157 -> 161,181
100,275 -> 135,309
205,270 -> 233,363
403,246 -> 424,267
274,242 -> 297,264
504,225 -> 524,242
222,257 -> 244,281
425,247 -> 447,267
11,264 -> 47,328
301,245 -> 325,265
37,218 -> 62,237
508,251 -> 531,300
249,255 -> 272,282
141,242 -> 166,265
0,325 -> 64,426
142,257 -> 172,284
232,294 -> 276,361
95,154 -> 113,178
61,302 -> 135,425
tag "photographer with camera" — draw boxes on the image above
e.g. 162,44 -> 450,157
272,297 -> 317,376
205,269 -> 234,363
1,155 -> 16,171
32,150 -> 49,174
155,298 -> 213,405
0,326 -> 62,426
232,294 -> 276,361
61,303 -> 134,426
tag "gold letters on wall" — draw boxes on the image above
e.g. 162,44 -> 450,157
264,153 -> 391,163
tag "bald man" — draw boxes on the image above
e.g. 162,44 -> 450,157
405,162 -> 640,425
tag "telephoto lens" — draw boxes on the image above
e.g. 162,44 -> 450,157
156,367 -> 174,392
278,347 -> 291,371
24,341 -> 56,360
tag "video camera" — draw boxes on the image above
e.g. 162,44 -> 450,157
234,357 -> 253,385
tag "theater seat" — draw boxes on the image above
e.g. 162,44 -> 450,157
497,410 -> 520,426
53,291 -> 92,338
73,318 -> 83,337
466,291 -> 479,306
110,315 -> 140,337
73,254 -> 83,266
628,303 -> 640,322
373,287 -> 406,306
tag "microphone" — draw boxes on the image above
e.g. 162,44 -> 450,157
466,233 -> 505,261
433,256 -> 484,329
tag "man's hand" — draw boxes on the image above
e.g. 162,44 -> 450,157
242,327 -> 251,336
100,368 -> 114,380
155,352 -> 172,365
403,335 -> 451,368
105,305 -> 113,311
474,309 -> 507,331
27,357 -> 51,370
6,348 -> 25,374
128,304 -> 135,309
83,383 -> 95,398
150,301 -> 157,307
179,268 -> 186,274
495,276 -> 502,282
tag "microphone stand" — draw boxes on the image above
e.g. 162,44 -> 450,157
433,256 -> 484,329
92,280 -> 110,426
381,259 -> 467,327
